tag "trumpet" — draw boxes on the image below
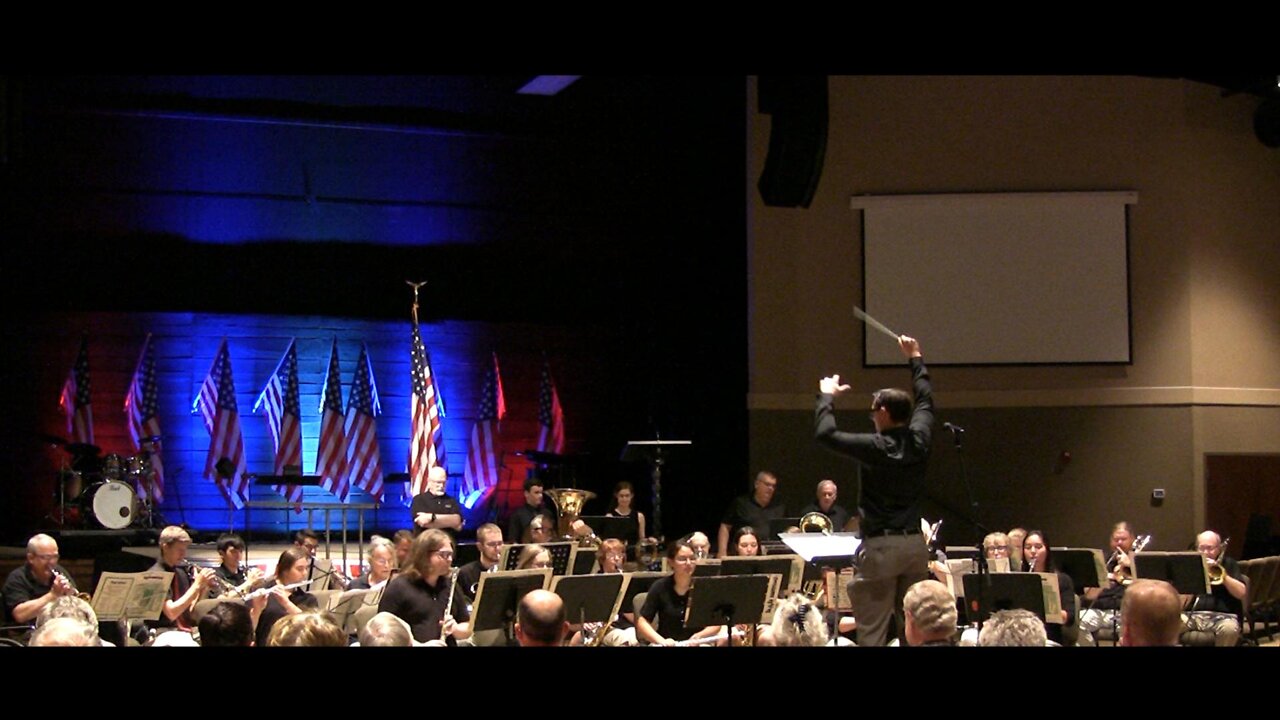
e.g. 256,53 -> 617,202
1206,538 -> 1230,585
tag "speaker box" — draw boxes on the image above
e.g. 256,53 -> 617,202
757,76 -> 828,209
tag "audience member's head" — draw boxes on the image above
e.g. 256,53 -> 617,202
515,589 -> 567,646
769,593 -> 830,647
198,601 -> 255,647
1120,579 -> 1183,647
29,617 -> 99,646
902,579 -> 957,646
978,609 -> 1049,646
358,612 -> 414,647
266,611 -> 347,647
36,595 -> 98,628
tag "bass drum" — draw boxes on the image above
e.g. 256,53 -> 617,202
82,480 -> 137,529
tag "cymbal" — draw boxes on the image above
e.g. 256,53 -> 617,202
65,442 -> 102,456
40,433 -> 68,446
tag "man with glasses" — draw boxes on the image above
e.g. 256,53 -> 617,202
4,534 -> 78,625
456,524 -> 503,609
378,529 -> 471,644
717,471 -> 786,558
294,528 -> 350,590
411,465 -> 464,538
1184,530 -> 1246,646
815,335 -> 934,647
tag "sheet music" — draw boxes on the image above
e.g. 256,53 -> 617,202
89,571 -> 172,622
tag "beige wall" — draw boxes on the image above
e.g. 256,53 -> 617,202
747,76 -> 1280,548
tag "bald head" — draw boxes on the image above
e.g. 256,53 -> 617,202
516,589 -> 567,646
427,465 -> 447,494
27,533 -> 57,555
1121,579 -> 1183,646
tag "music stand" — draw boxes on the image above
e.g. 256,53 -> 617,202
686,574 -> 771,646
571,549 -> 598,575
1055,548 -> 1109,590
502,541 -> 576,575
693,559 -> 722,578
579,515 -> 638,545
327,587 -> 380,635
550,573 -> 628,628
621,439 -> 691,540
720,555 -> 805,598
944,546 -> 982,563
1132,551 -> 1210,595
962,572 -> 1059,625
471,569 -> 551,644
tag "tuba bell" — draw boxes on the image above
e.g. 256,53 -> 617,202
545,487 -> 598,544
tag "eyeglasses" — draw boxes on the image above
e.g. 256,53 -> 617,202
481,541 -> 504,549
605,554 -> 625,562
1196,545 -> 1219,553
434,551 -> 455,561
33,553 -> 60,561
986,545 -> 1008,553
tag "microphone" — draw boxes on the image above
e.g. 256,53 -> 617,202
943,422 -> 966,434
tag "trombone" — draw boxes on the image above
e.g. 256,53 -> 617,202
1206,538 -> 1230,586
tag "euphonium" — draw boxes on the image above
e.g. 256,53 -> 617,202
799,512 -> 833,534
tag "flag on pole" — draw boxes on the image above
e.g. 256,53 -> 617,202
316,339 -> 348,501
59,336 -> 94,445
407,321 -> 446,501
194,339 -> 248,509
124,334 -> 165,503
345,343 -> 384,502
462,352 -> 506,503
255,340 -> 303,508
535,360 -> 565,454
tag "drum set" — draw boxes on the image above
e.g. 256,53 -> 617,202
46,435 -> 161,530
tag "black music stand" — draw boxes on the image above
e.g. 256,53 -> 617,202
621,439 -> 691,540
686,574 -> 771,646
944,546 -> 982,563
1132,551 -> 1210,595
720,555 -> 803,597
693,559 -> 723,578
550,573 -> 628,628
1055,548 -> 1109,591
571,549 -> 597,575
471,569 -> 551,644
502,541 -> 576,575
579,515 -> 638,545
962,572 -> 1052,625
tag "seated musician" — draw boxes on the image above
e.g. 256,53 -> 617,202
348,537 -> 397,591
731,526 -> 764,557
1183,530 -> 1247,646
684,531 -> 712,561
148,526 -> 215,637
515,544 -> 554,571
1006,527 -> 1027,573
1021,530 -> 1076,646
981,531 -> 1013,571
255,546 -> 321,647
902,579 -> 958,646
295,528 -> 350,590
3,533 -> 79,626
1077,521 -> 1136,645
210,533 -> 264,598
523,513 -> 556,545
392,529 -> 415,570
635,540 -> 725,646
569,538 -> 637,646
515,589 -> 569,647
377,529 -> 471,644
456,524 -> 503,608
798,479 -> 852,531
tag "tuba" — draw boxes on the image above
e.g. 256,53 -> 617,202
545,488 -> 599,545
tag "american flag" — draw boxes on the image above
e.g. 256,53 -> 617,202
407,321 -> 447,500
536,361 -> 565,454
59,336 -> 94,445
316,339 -> 348,501
255,340 -> 303,508
345,343 -> 384,502
462,352 -> 506,499
194,339 -> 248,509
124,334 -> 165,503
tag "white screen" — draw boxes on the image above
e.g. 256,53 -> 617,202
854,191 -> 1134,365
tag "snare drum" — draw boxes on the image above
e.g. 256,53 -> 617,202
102,454 -> 123,480
82,480 -> 137,529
